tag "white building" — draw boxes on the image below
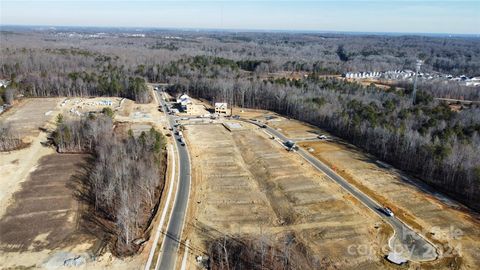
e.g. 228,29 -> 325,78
176,94 -> 193,112
215,102 -> 228,114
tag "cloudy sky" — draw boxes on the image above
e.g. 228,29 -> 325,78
1,1 -> 479,34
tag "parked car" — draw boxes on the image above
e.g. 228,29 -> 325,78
318,135 -> 328,140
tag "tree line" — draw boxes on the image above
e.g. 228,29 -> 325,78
164,58 -> 480,211
53,113 -> 167,255
0,122 -> 24,151
1,30 -> 479,106
207,234 -> 323,270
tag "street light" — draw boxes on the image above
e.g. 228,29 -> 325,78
412,60 -> 422,105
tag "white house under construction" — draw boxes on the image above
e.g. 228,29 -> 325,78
176,94 -> 193,113
214,102 -> 228,114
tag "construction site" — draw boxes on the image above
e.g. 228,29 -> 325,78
166,98 -> 479,269
1,91 -> 479,269
183,122 -> 391,269
0,91 -> 166,269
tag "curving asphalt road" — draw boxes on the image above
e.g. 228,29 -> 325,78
154,90 -> 191,270
244,119 -> 438,262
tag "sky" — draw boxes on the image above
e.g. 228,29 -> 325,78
1,1 -> 479,34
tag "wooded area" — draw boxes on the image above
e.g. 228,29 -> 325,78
53,114 -> 167,255
207,235 -> 321,270
0,123 -> 24,151
164,56 -> 480,211
1,29 -> 479,211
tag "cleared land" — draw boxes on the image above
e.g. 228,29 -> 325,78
183,122 -> 392,269
0,98 -> 61,218
236,108 -> 324,140
0,95 -> 163,269
0,153 -> 95,268
0,98 -> 61,139
223,108 -> 480,269
300,140 -> 480,269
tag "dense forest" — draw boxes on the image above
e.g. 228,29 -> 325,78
53,113 -> 167,255
1,28 -> 479,211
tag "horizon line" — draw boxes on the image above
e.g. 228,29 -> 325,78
1,24 -> 480,37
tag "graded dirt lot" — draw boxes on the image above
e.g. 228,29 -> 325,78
0,98 -> 61,218
299,141 -> 480,269
0,153 -> 96,268
191,107 -> 480,269
0,98 -> 62,139
236,108 -> 324,140
183,122 -> 392,269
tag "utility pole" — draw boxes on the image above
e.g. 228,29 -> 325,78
412,60 -> 422,105
231,88 -> 234,116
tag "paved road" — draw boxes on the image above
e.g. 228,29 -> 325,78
244,119 -> 437,262
155,91 -> 191,270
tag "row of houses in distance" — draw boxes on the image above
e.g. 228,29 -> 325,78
343,70 -> 480,87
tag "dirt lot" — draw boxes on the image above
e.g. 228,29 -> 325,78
0,98 -> 62,218
299,140 -> 480,269
0,95 -> 163,269
0,98 -> 62,139
0,152 -> 147,269
183,122 -> 392,269
187,107 -> 480,269
235,108 -> 325,140
0,153 -> 96,267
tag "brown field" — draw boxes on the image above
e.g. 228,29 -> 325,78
0,98 -> 61,139
183,122 -> 393,269
0,153 -> 96,268
235,108 -> 326,140
0,98 -> 62,219
0,96 -> 161,269
300,140 -> 480,269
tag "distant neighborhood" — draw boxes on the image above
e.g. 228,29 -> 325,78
343,70 -> 480,87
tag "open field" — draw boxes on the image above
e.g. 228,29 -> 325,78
0,98 -> 62,218
235,108 -> 325,140
0,153 -> 96,268
0,98 -> 62,139
183,122 -> 392,269
299,140 -> 480,269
